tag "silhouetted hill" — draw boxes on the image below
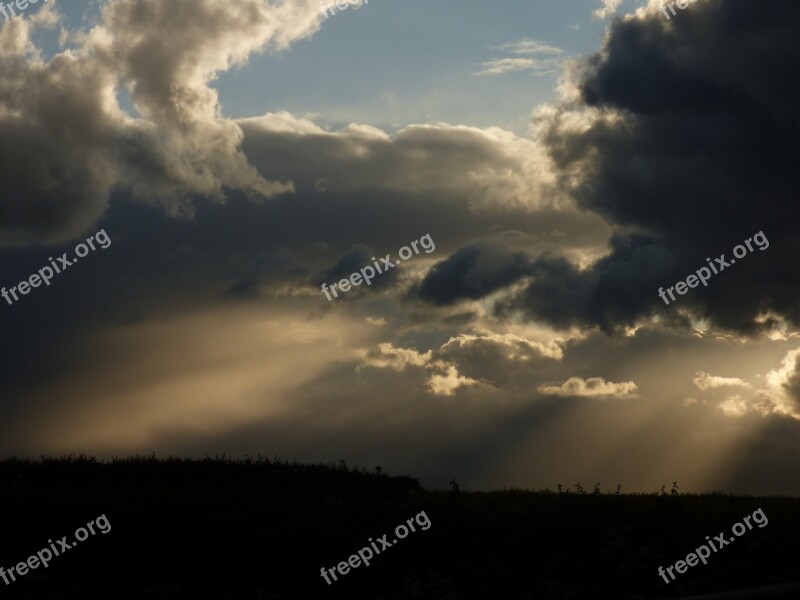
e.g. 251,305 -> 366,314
0,456 -> 797,599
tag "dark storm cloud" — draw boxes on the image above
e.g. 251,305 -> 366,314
414,240 -> 533,306
504,0 -> 800,335
497,234 -> 675,332
316,244 -> 398,292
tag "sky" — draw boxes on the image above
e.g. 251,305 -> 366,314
1,0 -> 799,494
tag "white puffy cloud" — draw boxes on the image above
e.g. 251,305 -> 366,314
538,376 -> 638,398
441,332 -> 563,360
759,348 -> 800,419
358,343 -> 432,372
719,395 -> 748,418
593,0 -> 623,19
426,364 -> 478,396
689,350 -> 800,420
692,371 -> 752,391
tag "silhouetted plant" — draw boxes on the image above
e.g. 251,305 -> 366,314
660,485 -> 667,496
556,483 -> 563,494
449,477 -> 461,493
575,481 -> 585,495
593,481 -> 601,495
615,484 -> 622,495
671,481 -> 679,496
375,465 -> 383,476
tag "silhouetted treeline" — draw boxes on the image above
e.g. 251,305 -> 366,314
0,455 -> 797,599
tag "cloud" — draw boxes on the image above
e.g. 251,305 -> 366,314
414,240 -> 533,306
317,244 -> 398,293
437,332 -> 562,386
356,342 -> 480,397
426,364 -> 478,396
441,332 -> 563,360
476,38 -> 565,77
719,395 -> 748,418
358,343 -> 432,372
593,0 -> 623,19
0,0 -> 326,246
499,1 -> 800,335
3,1 -> 574,252
692,371 -> 752,391
497,234 -> 671,333
491,39 -> 564,56
474,58 -> 562,77
240,114 -> 565,213
688,348 -> 800,420
761,347 -> 800,418
538,376 -> 638,398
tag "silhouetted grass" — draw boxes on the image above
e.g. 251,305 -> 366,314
0,456 -> 797,599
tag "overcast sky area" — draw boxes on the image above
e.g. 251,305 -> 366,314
1,0 -> 799,495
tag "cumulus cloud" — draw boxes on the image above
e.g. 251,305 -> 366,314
426,363 -> 478,396
358,343 -> 432,372
760,347 -> 800,418
719,395 -> 748,418
356,332 -> 563,396
240,114 -> 565,213
693,371 -> 752,391
441,332 -> 562,360
538,376 -> 638,398
0,0 -> 325,245
689,349 -> 800,420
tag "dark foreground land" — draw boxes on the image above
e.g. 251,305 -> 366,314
0,457 -> 797,600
